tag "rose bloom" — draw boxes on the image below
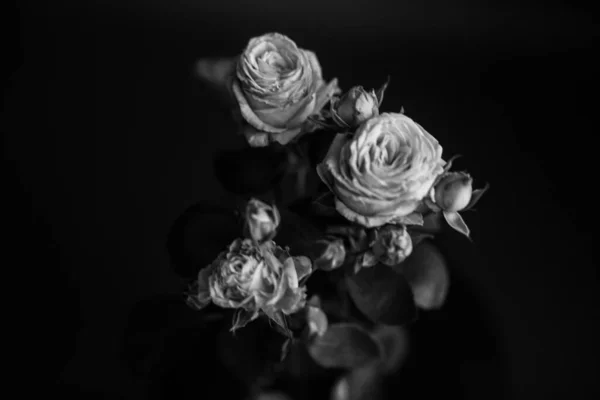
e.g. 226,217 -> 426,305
317,113 -> 446,228
187,238 -> 312,325
372,225 -> 413,266
245,198 -> 281,243
232,33 -> 339,147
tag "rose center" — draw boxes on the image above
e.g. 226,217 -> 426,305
258,50 -> 293,75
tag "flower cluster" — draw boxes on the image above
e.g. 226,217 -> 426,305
187,200 -> 312,332
190,32 -> 489,400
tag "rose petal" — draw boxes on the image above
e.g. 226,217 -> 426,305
334,197 -> 420,228
232,80 -> 287,133
270,127 -> 303,145
185,266 -> 213,310
241,124 -> 271,147
284,93 -> 317,129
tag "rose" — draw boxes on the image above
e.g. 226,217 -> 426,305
232,33 -> 340,147
372,225 -> 413,266
245,198 -> 280,243
187,238 -> 312,329
317,113 -> 446,228
331,86 -> 379,128
433,171 -> 473,212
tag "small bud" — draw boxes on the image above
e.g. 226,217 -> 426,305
313,238 -> 346,271
372,225 -> 413,266
245,198 -> 280,243
434,172 -> 473,212
306,305 -> 328,337
333,86 -> 379,128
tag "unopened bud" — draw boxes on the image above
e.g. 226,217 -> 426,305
434,172 -> 473,212
245,198 -> 280,243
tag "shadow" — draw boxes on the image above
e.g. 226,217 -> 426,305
213,145 -> 290,197
166,201 -> 243,280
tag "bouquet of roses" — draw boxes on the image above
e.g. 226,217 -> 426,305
167,32 -> 489,400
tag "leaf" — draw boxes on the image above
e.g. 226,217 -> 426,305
399,240 -> 449,310
331,362 -> 384,400
370,325 -> 409,374
443,211 -> 471,240
254,391 -> 293,400
265,310 -> 292,338
231,309 -> 257,333
218,317 -> 287,387
308,323 -> 380,369
194,57 -> 237,104
464,182 -> 490,210
326,225 -> 371,254
280,338 -> 293,362
166,202 -> 242,279
346,265 -> 417,325
409,232 -> 435,248
391,212 -> 423,226
375,76 -> 391,106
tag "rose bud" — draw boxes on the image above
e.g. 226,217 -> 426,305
434,172 -> 473,212
306,304 -> 328,337
372,225 -> 413,266
245,198 -> 281,244
313,237 -> 346,271
332,86 -> 379,128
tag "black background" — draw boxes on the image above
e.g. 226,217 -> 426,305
4,1 -> 598,399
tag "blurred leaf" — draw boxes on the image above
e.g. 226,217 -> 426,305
346,264 -> 417,325
275,208 -> 325,256
370,325 -> 409,374
308,323 -> 380,369
410,211 -> 443,234
218,316 -> 287,388
330,362 -> 384,400
399,240 -> 450,310
306,305 -> 329,337
326,225 -> 372,254
122,294 -> 228,378
194,57 -> 237,105
296,128 -> 338,168
166,202 -> 241,279
281,337 -> 293,362
213,146 -> 289,196
409,231 -> 435,247
253,391 -> 293,400
283,339 -> 333,380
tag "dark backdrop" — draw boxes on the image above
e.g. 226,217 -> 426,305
4,1 -> 598,399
